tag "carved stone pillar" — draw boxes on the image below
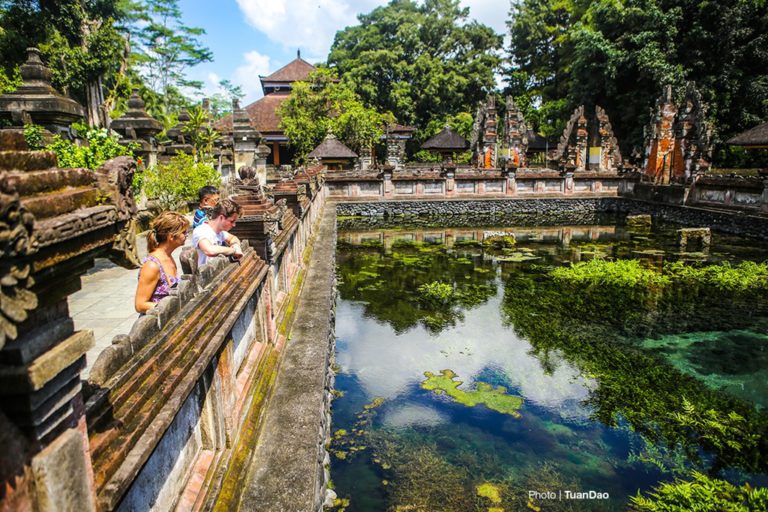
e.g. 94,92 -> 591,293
0,135 -> 138,511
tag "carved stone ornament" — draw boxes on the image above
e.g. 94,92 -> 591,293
96,156 -> 138,222
110,218 -> 141,269
0,173 -> 39,348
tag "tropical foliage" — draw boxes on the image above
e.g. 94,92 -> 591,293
45,123 -> 135,169
278,68 -> 388,165
142,152 -> 220,210
328,0 -> 502,136
630,471 -> 768,511
505,0 -> 768,164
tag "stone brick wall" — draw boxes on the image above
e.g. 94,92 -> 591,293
335,197 -> 768,240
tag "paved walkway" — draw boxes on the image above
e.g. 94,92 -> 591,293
70,243 -> 185,380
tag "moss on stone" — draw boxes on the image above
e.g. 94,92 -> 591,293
421,369 -> 523,417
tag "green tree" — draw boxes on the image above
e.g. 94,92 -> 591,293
208,79 -> 245,119
0,0 -> 132,126
182,104 -> 219,162
132,0 -> 212,111
278,69 -> 386,165
505,0 -> 768,164
327,0 -> 502,134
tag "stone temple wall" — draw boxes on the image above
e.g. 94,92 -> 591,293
334,197 -> 768,240
84,174 -> 330,511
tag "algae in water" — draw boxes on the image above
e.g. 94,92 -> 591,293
421,369 -> 523,417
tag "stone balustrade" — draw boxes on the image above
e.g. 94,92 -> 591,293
325,165 -> 632,200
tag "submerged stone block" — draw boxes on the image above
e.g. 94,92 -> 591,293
626,214 -> 652,228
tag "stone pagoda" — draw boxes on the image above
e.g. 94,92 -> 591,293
111,89 -> 163,167
0,48 -> 85,138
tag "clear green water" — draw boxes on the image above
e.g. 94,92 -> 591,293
331,215 -> 768,511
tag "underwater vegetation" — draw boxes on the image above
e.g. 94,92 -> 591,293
331,397 -> 386,461
503,261 -> 768,476
334,220 -> 768,511
421,370 -> 523,417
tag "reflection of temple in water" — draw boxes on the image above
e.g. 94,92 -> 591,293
339,225 -> 621,250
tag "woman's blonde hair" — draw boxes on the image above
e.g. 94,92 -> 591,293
147,211 -> 190,252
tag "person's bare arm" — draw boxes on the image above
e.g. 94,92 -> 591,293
198,237 -> 237,258
224,233 -> 244,259
135,261 -> 160,313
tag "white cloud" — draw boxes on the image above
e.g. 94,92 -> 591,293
233,50 -> 272,103
335,294 -> 594,422
462,0 -> 508,35
236,0 -> 381,60
236,1 -> 507,65
207,72 -> 222,86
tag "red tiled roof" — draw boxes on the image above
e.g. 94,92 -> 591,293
261,58 -> 315,83
214,92 -> 291,133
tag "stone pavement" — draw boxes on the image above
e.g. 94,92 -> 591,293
70,244 -> 185,380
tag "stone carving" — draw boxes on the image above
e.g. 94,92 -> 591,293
504,97 -> 528,168
645,85 -> 678,184
481,95 -> 497,168
596,106 -> 622,172
96,156 -> 138,221
643,83 -> 713,184
554,106 -> 585,171
92,156 -> 140,267
676,83 -> 712,180
575,111 -> 588,171
0,174 -> 38,348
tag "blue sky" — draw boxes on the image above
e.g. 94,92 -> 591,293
179,0 -> 509,105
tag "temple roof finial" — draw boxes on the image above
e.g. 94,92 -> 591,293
297,49 -> 301,59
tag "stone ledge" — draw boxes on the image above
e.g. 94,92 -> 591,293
235,204 -> 337,511
0,330 -> 93,393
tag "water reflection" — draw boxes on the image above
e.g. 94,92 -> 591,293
332,218 -> 768,511
336,294 -> 594,420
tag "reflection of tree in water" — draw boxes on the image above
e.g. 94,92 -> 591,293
501,264 -> 768,476
336,241 -> 496,334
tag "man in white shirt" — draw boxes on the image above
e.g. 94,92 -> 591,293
192,198 -> 244,267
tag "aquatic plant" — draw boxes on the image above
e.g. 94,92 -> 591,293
417,282 -> 455,306
330,397 -> 385,461
476,482 -> 502,504
421,370 -> 523,417
483,235 -> 516,250
664,260 -> 768,292
629,471 -> 768,511
551,258 -> 669,289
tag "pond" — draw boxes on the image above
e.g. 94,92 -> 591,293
330,214 -> 768,511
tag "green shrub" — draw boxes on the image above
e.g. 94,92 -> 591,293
665,261 -> 768,292
23,124 -> 44,150
552,259 -> 670,289
630,471 -> 768,511
142,152 -> 221,210
46,122 -> 135,169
